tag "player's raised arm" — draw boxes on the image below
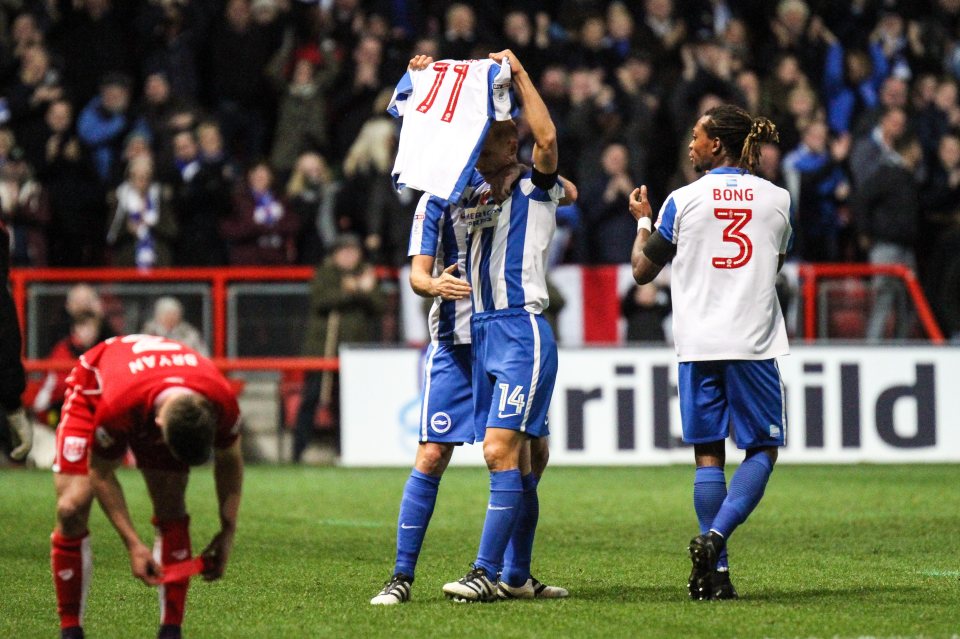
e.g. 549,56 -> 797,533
629,185 -> 673,284
410,256 -> 472,300
89,452 -> 162,586
202,438 -> 244,581
489,49 -> 557,174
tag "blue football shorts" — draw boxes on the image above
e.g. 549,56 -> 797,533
419,342 -> 475,444
471,309 -> 557,440
678,358 -> 787,450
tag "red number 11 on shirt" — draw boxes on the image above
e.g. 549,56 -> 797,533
416,62 -> 471,122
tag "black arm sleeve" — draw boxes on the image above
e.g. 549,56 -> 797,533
531,167 -> 559,191
643,230 -> 677,266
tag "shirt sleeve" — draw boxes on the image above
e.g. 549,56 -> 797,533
214,392 -> 241,449
408,193 -> 446,257
779,192 -> 793,254
655,196 -> 679,244
387,70 -> 414,118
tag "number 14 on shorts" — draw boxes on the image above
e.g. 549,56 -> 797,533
497,383 -> 526,418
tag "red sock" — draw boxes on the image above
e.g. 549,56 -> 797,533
51,530 -> 91,630
153,516 -> 192,627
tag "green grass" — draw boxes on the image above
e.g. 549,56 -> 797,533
2,465 -> 959,638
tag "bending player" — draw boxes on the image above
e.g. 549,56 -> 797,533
628,105 -> 790,600
371,54 -> 570,605
51,335 -> 243,639
440,49 -> 565,603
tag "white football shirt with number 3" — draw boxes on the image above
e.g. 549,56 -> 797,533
655,166 -> 792,361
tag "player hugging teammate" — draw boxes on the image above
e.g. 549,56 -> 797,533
372,49 -> 571,604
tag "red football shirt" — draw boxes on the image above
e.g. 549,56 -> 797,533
66,335 -> 240,461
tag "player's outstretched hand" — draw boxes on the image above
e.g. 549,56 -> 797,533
434,263 -> 472,301
408,55 -> 433,71
130,541 -> 163,586
629,185 -> 653,222
489,49 -> 524,75
7,407 -> 33,461
200,529 -> 234,581
559,176 -> 578,205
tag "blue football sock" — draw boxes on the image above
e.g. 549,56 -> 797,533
502,473 -> 539,587
710,453 -> 775,540
474,469 -> 523,577
394,469 -> 441,579
693,466 -> 729,570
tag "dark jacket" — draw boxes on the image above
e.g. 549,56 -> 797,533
0,222 -> 25,410
854,161 -> 919,246
169,160 -> 231,266
302,261 -> 385,356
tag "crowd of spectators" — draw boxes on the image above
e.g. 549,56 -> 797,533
1,0 -> 960,336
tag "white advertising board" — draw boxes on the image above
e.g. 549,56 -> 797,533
340,346 -> 960,466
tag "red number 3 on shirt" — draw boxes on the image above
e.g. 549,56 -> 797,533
712,208 -> 752,269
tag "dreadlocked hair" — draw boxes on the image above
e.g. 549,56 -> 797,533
702,105 -> 780,175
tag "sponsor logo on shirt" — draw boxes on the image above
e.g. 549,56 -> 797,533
463,194 -> 500,232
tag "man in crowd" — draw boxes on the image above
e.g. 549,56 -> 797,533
0,218 -> 32,462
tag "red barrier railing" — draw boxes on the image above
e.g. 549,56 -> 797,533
10,263 -> 945,377
798,263 -> 944,344
9,266 -> 397,359
22,357 -> 341,374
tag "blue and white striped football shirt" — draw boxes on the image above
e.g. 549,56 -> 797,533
465,168 -> 563,314
407,189 -> 474,345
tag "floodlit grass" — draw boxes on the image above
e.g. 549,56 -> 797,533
3,464 -> 959,638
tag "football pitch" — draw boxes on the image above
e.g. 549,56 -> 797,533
3,464 -> 959,638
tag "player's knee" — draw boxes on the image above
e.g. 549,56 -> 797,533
482,440 -> 516,470
416,443 -> 453,475
764,447 -> 779,464
56,495 -> 90,532
746,446 -> 778,464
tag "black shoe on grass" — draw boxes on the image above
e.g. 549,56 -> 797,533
709,569 -> 739,600
688,531 -> 725,600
